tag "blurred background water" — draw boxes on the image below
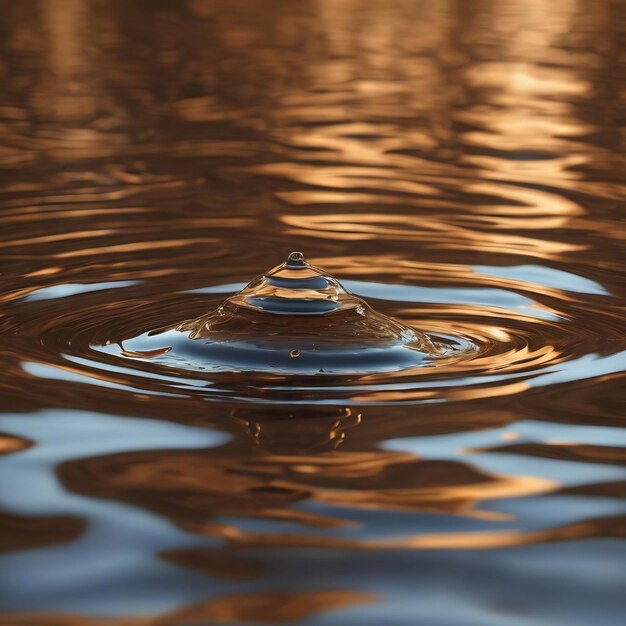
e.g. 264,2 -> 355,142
0,0 -> 625,624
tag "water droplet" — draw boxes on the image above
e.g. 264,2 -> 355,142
116,254 -> 464,375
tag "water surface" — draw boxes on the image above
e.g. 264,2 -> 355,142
0,1 -> 625,624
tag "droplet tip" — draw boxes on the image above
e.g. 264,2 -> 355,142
286,251 -> 306,266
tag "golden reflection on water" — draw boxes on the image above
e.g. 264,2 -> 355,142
56,405 -> 557,546
0,0 -> 624,623
0,590 -> 376,626
0,510 -> 85,555
0,433 -> 31,455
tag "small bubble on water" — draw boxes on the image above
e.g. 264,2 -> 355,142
290,349 -> 301,358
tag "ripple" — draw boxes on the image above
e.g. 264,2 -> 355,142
0,0 -> 624,622
1,250 -> 620,406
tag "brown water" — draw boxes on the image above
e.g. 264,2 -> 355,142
0,0 -> 625,624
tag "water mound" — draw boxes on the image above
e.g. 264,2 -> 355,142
118,252 -> 464,374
